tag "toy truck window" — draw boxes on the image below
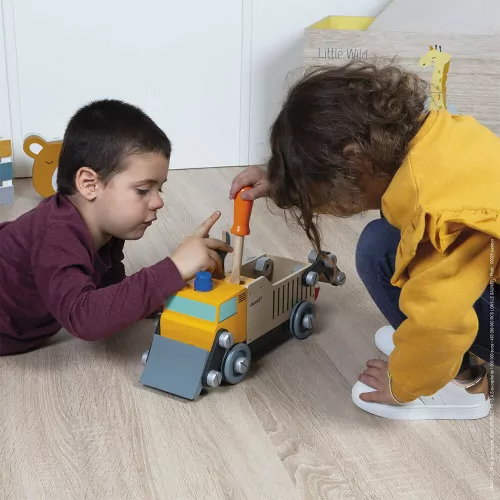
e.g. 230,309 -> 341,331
219,297 -> 237,322
164,296 -> 217,322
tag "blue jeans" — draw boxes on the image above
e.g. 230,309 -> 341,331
355,215 -> 500,374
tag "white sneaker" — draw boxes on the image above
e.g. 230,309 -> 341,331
352,368 -> 490,420
350,325 -> 491,420
374,325 -> 395,356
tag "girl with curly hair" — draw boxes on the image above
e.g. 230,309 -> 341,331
230,60 -> 500,420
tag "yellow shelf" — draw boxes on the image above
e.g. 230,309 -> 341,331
308,16 -> 375,31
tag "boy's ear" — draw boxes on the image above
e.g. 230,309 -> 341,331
23,135 -> 47,159
74,166 -> 99,200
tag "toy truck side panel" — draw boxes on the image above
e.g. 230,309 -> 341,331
244,255 -> 316,343
217,288 -> 248,344
245,276 -> 273,344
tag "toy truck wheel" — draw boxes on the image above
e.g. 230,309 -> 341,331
222,343 -> 251,384
289,301 -> 316,339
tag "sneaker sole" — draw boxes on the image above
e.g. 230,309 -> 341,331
352,382 -> 491,420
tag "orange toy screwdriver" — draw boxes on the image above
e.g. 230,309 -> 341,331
230,187 -> 254,284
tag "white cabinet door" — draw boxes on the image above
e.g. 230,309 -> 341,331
0,6 -> 11,145
12,0 -> 243,172
247,0 -> 390,166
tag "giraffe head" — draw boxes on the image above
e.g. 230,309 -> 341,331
419,45 -> 451,67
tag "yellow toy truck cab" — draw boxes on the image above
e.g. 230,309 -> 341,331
159,276 -> 248,353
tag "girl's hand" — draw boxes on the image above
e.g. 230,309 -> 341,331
229,166 -> 271,201
358,359 -> 400,405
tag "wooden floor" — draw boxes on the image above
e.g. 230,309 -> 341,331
1,170 -> 499,500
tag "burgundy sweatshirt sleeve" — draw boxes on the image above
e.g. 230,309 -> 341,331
100,238 -> 126,287
31,222 -> 185,341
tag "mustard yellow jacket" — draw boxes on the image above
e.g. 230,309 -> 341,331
381,110 -> 500,402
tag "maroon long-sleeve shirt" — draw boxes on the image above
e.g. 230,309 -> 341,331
0,193 -> 185,355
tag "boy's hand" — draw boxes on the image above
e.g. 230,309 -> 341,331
171,211 -> 233,281
229,166 -> 271,201
358,359 -> 399,405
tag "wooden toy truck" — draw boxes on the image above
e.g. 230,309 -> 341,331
140,188 -> 346,400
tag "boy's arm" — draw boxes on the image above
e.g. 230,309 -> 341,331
31,223 -> 185,341
100,238 -> 126,287
99,239 -> 160,318
388,229 -> 496,402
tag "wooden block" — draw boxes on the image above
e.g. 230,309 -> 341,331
0,184 -> 14,205
0,139 -> 12,158
0,161 -> 13,181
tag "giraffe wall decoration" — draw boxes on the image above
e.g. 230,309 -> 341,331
418,44 -> 458,114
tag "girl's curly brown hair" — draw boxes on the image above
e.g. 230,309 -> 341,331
267,58 -> 430,251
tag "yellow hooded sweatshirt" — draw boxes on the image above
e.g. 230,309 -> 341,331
381,110 -> 500,403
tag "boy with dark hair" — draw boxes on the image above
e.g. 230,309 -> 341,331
0,99 -> 231,355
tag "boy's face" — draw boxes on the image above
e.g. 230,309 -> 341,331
95,153 -> 169,241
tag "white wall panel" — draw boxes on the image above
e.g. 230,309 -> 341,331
11,0 -> 243,174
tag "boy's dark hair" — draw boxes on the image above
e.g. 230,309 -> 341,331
267,59 -> 429,251
57,99 -> 172,195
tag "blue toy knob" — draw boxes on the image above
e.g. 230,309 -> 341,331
194,271 -> 213,292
